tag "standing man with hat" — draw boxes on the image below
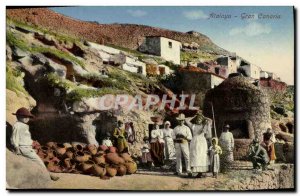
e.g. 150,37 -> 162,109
172,113 -> 192,176
219,124 -> 235,173
11,107 -> 59,181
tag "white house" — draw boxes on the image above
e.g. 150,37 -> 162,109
239,63 -> 261,79
216,56 -> 238,77
88,42 -> 146,76
260,71 -> 269,79
139,36 -> 182,65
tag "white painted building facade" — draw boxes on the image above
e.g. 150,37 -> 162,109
139,36 -> 182,65
240,63 -> 262,79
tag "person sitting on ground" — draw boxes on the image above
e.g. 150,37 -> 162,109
248,136 -> 269,172
141,136 -> 153,168
11,107 -> 59,181
102,132 -> 113,147
209,137 -> 222,178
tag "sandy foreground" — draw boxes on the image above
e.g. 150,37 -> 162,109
49,171 -> 229,190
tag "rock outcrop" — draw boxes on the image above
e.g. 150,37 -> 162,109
6,149 -> 51,189
7,8 -> 229,55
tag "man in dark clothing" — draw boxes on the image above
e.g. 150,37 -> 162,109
248,137 -> 269,171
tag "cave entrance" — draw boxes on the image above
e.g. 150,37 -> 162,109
224,120 -> 251,139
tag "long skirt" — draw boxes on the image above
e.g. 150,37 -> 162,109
116,137 -> 128,153
267,143 -> 276,161
141,152 -> 153,163
190,134 -> 209,172
220,150 -> 233,172
150,141 -> 164,166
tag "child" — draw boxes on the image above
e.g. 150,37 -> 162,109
11,107 -> 59,181
102,132 -> 113,147
141,136 -> 153,168
209,137 -> 222,178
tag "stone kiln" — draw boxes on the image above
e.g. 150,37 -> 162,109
203,76 -> 271,160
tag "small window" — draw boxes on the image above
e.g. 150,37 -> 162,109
168,41 -> 172,48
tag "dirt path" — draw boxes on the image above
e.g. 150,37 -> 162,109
49,171 -> 233,190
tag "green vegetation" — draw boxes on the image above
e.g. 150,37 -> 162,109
46,72 -> 126,102
6,65 -> 28,95
6,31 -> 85,68
181,51 -> 217,62
66,87 -> 124,102
106,44 -> 144,56
7,17 -> 83,46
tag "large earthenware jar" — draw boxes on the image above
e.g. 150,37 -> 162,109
46,142 -> 56,148
106,165 -> 117,177
125,161 -> 137,174
63,142 -> 72,150
75,151 -> 89,163
92,164 -> 106,177
81,160 -> 95,174
117,164 -> 127,176
56,143 -> 66,157
87,144 -> 97,155
64,150 -> 74,159
93,154 -> 106,165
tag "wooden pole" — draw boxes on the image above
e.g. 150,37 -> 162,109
210,102 -> 217,138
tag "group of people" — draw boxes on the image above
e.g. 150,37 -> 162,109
141,112 -> 235,178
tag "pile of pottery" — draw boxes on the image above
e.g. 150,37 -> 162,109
32,141 -> 137,179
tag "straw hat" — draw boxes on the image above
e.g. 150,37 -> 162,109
176,113 -> 186,121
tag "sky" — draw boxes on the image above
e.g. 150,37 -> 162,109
51,6 -> 294,85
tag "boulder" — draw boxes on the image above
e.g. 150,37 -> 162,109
6,149 -> 51,189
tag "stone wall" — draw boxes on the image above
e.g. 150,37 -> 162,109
228,164 -> 294,190
203,76 -> 271,159
260,78 -> 287,92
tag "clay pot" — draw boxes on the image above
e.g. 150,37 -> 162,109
32,140 -> 41,150
125,161 -> 137,174
106,153 -> 125,165
83,151 -> 92,160
64,150 -> 74,159
63,142 -> 72,150
51,157 -> 60,165
117,164 -> 127,176
99,145 -> 108,152
55,143 -> 66,157
73,143 -> 84,152
106,166 -> 117,177
87,144 -> 97,155
45,149 -> 57,160
41,146 -> 49,153
45,160 -> 60,172
63,158 -> 72,168
37,149 -> 47,159
93,154 -> 106,165
46,142 -> 56,148
120,153 -> 133,162
75,151 -> 89,163
80,160 -> 95,174
109,146 -> 117,153
92,164 -> 106,177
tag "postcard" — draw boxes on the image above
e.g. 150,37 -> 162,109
6,6 -> 295,191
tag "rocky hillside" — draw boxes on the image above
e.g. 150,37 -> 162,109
6,7 -> 229,56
